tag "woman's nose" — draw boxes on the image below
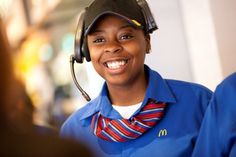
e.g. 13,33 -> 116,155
104,40 -> 122,53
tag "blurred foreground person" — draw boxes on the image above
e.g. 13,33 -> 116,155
8,80 -> 58,136
0,17 -> 95,157
192,73 -> 236,157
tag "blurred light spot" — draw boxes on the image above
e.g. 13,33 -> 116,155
62,33 -> 74,53
0,0 -> 13,18
39,43 -> 54,62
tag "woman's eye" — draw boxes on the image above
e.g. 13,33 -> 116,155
120,34 -> 133,40
93,38 -> 105,43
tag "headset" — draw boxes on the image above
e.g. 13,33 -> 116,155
70,0 -> 158,101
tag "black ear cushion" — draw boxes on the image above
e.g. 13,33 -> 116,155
82,38 -> 91,62
74,10 -> 86,63
74,40 -> 84,63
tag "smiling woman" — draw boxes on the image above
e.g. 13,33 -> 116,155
60,0 -> 213,157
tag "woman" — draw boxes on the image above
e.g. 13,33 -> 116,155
61,0 -> 212,156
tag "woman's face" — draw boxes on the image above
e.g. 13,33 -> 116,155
87,15 -> 150,88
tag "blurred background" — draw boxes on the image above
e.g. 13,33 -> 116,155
0,0 -> 235,130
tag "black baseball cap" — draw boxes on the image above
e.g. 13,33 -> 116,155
84,0 -> 146,35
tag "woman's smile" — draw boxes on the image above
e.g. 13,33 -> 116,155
105,59 -> 128,70
103,57 -> 130,75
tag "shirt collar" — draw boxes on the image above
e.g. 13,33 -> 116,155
79,65 -> 176,120
143,65 -> 176,104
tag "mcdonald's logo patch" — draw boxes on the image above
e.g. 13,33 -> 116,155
158,129 -> 168,137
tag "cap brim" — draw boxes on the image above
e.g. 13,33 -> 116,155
84,11 -> 144,35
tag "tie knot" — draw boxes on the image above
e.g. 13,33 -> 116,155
91,99 -> 167,142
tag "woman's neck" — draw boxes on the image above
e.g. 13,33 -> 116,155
107,75 -> 148,106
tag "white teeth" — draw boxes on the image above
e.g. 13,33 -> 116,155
106,60 -> 126,69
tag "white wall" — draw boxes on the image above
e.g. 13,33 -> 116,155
179,0 -> 223,90
146,0 -> 223,90
146,0 -> 193,82
210,0 -> 236,77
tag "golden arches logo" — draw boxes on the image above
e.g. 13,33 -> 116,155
158,129 -> 168,137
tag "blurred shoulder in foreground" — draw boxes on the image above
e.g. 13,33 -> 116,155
0,17 -> 96,157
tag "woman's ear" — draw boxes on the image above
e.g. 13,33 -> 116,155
145,34 -> 151,54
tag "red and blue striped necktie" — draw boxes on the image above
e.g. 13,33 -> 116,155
91,100 -> 167,142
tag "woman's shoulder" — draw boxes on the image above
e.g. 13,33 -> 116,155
218,72 -> 236,89
66,98 -> 99,122
165,79 -> 212,95
61,97 -> 100,130
214,72 -> 236,103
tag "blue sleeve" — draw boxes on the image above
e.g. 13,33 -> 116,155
192,73 -> 236,157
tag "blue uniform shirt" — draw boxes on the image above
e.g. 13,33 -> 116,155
61,66 -> 212,157
192,72 -> 236,157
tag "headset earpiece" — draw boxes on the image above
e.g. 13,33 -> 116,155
74,10 -> 85,63
81,38 -> 91,62
74,9 -> 91,63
